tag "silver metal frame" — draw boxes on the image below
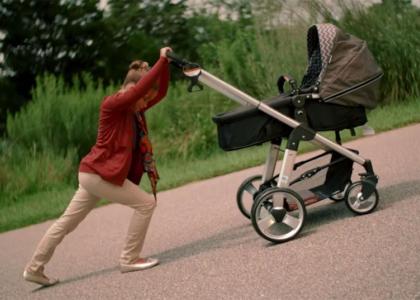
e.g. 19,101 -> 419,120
185,68 -> 368,208
262,142 -> 281,183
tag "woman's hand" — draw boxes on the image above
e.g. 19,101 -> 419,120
160,47 -> 173,60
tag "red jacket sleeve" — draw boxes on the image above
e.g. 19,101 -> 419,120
143,63 -> 170,110
101,57 -> 169,111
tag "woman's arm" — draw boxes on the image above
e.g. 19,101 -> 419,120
101,57 -> 169,111
143,62 -> 170,110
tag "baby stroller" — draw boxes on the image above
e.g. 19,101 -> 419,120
168,23 -> 383,243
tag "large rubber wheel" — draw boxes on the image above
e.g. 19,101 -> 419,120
251,187 -> 306,243
345,181 -> 379,215
236,175 -> 264,219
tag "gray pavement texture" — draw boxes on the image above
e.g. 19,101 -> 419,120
1,124 -> 420,300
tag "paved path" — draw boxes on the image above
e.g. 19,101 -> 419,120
1,124 -> 420,300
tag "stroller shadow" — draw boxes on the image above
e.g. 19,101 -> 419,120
377,179 -> 420,207
153,223 -> 259,264
303,179 -> 420,232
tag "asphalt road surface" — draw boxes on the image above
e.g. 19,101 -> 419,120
1,124 -> 419,300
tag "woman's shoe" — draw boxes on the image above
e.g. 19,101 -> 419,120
120,257 -> 159,273
23,270 -> 59,286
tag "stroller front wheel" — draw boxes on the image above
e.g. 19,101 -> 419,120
345,181 -> 379,214
251,187 -> 306,243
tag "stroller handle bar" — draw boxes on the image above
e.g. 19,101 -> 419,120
167,51 -> 190,68
168,52 -> 366,166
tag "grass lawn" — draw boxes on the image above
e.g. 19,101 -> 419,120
1,97 -> 419,233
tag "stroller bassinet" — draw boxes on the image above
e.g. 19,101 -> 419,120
212,24 -> 382,151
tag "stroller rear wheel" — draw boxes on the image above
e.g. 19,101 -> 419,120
236,175 -> 263,219
251,187 -> 306,243
345,181 -> 379,214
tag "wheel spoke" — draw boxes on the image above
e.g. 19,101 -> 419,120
349,192 -> 362,209
359,198 -> 374,209
282,213 -> 300,229
269,223 -> 292,236
257,214 -> 276,230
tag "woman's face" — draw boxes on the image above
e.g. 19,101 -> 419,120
139,61 -> 150,74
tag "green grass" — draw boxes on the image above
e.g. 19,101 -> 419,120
1,97 -> 419,233
366,97 -> 420,130
0,188 -> 75,232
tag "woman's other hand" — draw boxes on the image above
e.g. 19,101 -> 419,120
160,47 -> 172,60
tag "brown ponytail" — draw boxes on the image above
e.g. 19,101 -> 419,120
123,60 -> 144,87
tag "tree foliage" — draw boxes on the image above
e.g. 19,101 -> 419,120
0,0 -> 113,89
0,0 -> 114,134
0,0 -> 196,134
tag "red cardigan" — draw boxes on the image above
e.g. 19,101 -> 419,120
79,57 -> 169,186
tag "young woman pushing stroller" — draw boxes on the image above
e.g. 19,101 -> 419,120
23,47 -> 172,286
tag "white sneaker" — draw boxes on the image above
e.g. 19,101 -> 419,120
120,257 -> 159,273
23,270 -> 59,286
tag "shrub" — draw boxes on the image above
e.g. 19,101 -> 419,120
6,74 -> 114,158
0,142 -> 77,203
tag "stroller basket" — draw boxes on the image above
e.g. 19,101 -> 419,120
289,150 -> 356,200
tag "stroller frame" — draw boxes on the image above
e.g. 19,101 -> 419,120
168,52 -> 379,243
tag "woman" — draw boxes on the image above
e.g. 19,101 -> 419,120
23,47 -> 172,286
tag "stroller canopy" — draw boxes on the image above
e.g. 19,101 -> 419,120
300,24 -> 383,109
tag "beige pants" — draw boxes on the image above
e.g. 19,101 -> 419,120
26,172 -> 156,273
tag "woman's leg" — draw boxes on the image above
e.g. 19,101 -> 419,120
26,184 -> 100,274
78,172 -> 156,265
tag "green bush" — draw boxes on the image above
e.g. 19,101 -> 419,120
0,142 -> 77,203
146,82 -> 231,160
199,24 -> 308,98
6,74 -> 113,158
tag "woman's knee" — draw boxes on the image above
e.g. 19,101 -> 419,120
133,194 -> 156,214
144,194 -> 157,212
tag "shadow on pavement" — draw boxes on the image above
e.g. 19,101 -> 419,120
303,179 -> 420,232
149,180 -> 420,262
31,266 -> 118,293
378,179 -> 420,207
31,180 -> 420,289
153,224 -> 259,264
31,225 -> 259,291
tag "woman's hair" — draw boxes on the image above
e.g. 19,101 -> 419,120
123,60 -> 144,87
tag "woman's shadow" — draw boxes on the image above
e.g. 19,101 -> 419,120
33,224 -> 258,292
